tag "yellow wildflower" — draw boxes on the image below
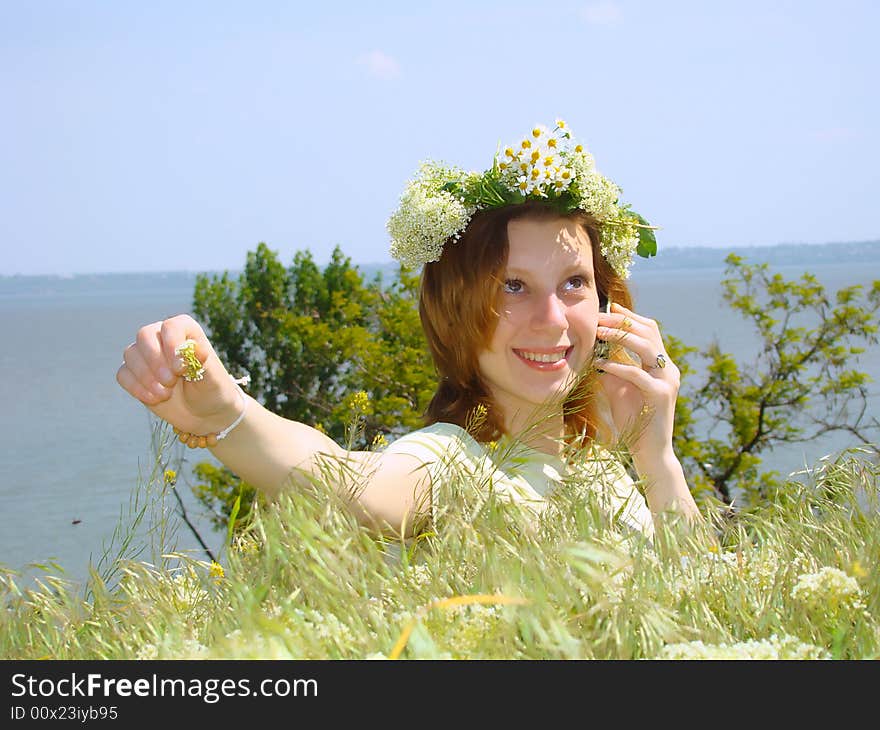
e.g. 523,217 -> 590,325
175,339 -> 205,382
208,561 -> 225,583
349,390 -> 371,414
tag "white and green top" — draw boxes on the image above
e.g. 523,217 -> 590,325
384,422 -> 654,538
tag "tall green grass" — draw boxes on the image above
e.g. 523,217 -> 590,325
1,425 -> 877,660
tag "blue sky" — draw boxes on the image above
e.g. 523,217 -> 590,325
1,0 -> 877,275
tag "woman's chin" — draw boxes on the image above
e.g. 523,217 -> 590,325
520,372 -> 578,402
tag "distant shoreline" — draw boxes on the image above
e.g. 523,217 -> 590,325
2,239 -> 879,279
646,239 -> 880,270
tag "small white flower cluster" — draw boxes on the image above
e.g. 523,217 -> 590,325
679,548 -> 789,592
387,161 -> 477,269
422,601 -> 509,658
599,219 -> 641,281
497,122 -> 582,197
219,628 -> 300,659
790,566 -> 865,613
386,120 -> 650,278
290,607 -> 357,644
657,634 -> 830,660
135,637 -> 210,660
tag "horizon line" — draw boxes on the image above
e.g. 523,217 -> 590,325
3,238 -> 879,279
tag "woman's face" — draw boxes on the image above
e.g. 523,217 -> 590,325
477,216 -> 601,425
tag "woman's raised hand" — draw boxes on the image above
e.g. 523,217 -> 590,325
594,302 -> 681,463
115,314 -> 242,436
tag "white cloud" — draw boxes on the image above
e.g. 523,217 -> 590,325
580,1 -> 623,26
357,50 -> 401,80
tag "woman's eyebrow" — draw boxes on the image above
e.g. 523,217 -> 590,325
564,265 -> 594,280
504,265 -> 594,279
504,265 -> 595,281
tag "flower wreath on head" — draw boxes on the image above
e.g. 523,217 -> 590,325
387,120 -> 657,279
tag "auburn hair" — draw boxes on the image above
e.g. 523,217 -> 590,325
419,201 -> 633,447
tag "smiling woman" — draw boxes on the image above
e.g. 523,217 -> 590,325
115,121 -> 701,544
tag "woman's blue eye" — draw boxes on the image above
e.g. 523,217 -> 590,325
503,279 -> 523,294
565,276 -> 585,290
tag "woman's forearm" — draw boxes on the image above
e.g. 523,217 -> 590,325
208,394 -> 345,499
632,448 -> 702,523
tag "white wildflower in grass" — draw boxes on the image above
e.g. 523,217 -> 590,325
677,546 -> 786,594
413,601 -> 513,660
387,160 -> 477,268
291,607 -> 357,645
135,643 -> 158,660
657,635 -> 830,660
214,629 -> 301,660
791,567 -> 865,614
166,637 -> 210,659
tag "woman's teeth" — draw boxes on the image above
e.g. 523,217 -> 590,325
518,351 -> 566,363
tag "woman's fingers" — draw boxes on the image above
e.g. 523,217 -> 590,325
158,315 -> 214,379
598,304 -> 662,342
609,301 -> 657,328
596,304 -> 676,376
595,358 -> 665,393
122,336 -> 173,400
596,327 -> 675,374
134,321 -> 178,388
116,362 -> 157,405
117,314 -> 216,405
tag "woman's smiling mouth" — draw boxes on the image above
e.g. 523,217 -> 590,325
512,346 -> 574,370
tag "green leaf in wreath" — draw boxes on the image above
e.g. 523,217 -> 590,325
635,213 -> 657,258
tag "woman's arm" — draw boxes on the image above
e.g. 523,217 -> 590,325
210,401 -> 433,536
116,315 -> 432,538
595,303 -> 702,524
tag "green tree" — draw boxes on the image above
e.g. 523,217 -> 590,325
668,253 -> 880,509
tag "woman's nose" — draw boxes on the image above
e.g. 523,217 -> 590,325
530,292 -> 567,330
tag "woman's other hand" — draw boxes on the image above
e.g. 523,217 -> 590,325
115,314 -> 242,436
594,302 -> 681,464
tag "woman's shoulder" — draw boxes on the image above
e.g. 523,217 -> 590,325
384,421 -> 484,461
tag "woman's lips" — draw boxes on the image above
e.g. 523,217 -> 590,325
512,346 -> 574,371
